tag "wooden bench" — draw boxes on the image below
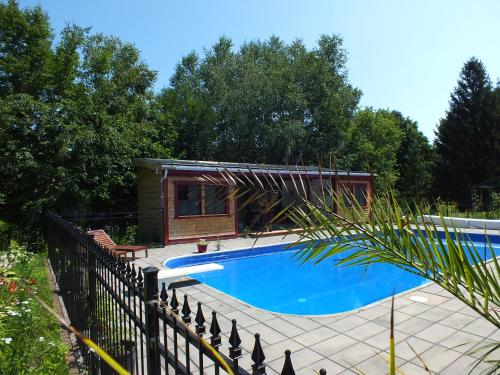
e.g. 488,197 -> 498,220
87,229 -> 148,260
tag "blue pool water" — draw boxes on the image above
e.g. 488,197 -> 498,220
165,233 -> 500,315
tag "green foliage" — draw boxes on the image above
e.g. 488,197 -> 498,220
165,35 -> 360,164
393,111 -> 434,202
0,247 -> 68,374
0,0 -> 53,98
340,108 -> 403,192
434,57 -> 500,204
0,1 -> 175,229
108,224 -> 138,245
0,0 -> 438,231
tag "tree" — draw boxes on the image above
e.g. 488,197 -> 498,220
340,109 -> 403,192
0,94 -> 66,225
164,35 -> 360,164
434,58 -> 499,204
393,111 -> 434,202
0,1 -> 176,228
0,0 -> 53,98
58,33 -> 171,210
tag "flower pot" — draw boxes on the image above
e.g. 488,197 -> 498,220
197,244 -> 208,253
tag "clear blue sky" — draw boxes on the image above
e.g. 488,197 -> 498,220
20,0 -> 500,140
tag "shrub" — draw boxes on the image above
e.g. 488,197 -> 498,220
0,243 -> 69,374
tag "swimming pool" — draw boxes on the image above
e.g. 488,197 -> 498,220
164,232 -> 500,315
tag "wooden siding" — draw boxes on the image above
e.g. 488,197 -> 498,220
137,166 -> 162,242
166,176 -> 236,241
335,177 -> 373,217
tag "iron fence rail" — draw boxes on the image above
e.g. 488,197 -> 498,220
47,213 -> 326,374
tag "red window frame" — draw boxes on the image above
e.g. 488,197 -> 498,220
339,182 -> 369,208
173,181 -> 230,218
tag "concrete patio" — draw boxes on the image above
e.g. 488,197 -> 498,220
132,233 -> 499,375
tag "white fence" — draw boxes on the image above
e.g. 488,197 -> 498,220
418,215 -> 500,230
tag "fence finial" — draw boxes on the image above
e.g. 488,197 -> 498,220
195,302 -> 206,335
210,311 -> 222,348
229,319 -> 242,359
182,295 -> 191,323
160,282 -> 168,304
251,333 -> 266,373
137,267 -> 143,288
280,350 -> 295,375
170,288 -> 179,314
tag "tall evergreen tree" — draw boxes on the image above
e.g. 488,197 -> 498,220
434,57 -> 499,204
393,111 -> 433,202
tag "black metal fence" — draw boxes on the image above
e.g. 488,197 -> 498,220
47,213 -> 322,374
58,208 -> 164,246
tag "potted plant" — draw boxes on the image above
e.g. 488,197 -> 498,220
196,239 -> 208,253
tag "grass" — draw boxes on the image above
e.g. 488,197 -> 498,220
0,244 -> 69,374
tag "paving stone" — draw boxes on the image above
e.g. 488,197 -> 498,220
280,315 -> 322,331
363,330 -> 409,351
296,358 -> 348,375
292,326 -> 338,347
489,328 -> 500,341
265,317 -> 306,337
355,352 -> 396,375
399,361 -> 432,375
245,323 -> 287,344
378,296 -> 413,310
414,322 -> 456,342
439,330 -> 484,353
268,347 -> 324,371
328,315 -> 368,333
343,321 -> 387,341
398,302 -> 433,316
337,370 -> 359,375
389,336 -> 434,361
240,307 -> 277,322
330,341 -> 379,367
205,300 -> 238,314
409,291 -> 451,306
355,304 -> 390,320
310,334 -> 358,357
417,306 -> 453,323
395,316 -> 434,336
440,354 -> 488,375
236,328 -> 264,352
439,311 -> 477,330
373,310 -> 412,328
418,345 -> 463,373
257,338 -> 305,362
462,318 -> 498,338
224,310 -> 261,328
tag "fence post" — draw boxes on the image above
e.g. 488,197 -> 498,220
143,266 -> 160,375
87,243 -> 98,373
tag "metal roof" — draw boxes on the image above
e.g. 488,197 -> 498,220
135,158 -> 373,177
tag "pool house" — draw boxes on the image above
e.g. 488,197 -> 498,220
136,158 -> 374,244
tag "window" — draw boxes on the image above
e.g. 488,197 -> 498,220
340,185 -> 353,207
175,183 -> 229,217
339,183 -> 368,207
354,184 -> 368,207
177,185 -> 201,216
205,185 -> 227,215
